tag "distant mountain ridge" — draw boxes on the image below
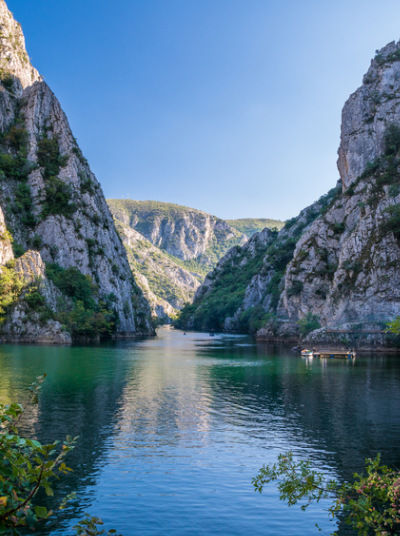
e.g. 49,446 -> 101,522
108,199 -> 283,320
227,218 -> 284,237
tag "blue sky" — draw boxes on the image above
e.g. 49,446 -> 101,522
7,0 -> 400,219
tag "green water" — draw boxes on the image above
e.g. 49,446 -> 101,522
1,326 -> 400,535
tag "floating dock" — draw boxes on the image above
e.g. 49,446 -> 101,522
301,349 -> 356,359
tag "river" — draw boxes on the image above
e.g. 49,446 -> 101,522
1,326 -> 400,535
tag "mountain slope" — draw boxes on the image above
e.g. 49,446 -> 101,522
108,199 -> 250,319
108,200 -> 247,274
113,219 -> 200,320
179,41 -> 400,348
226,218 -> 284,237
0,0 -> 153,342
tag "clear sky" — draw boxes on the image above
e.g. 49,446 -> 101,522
7,0 -> 400,219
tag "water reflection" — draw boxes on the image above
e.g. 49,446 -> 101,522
0,328 -> 399,535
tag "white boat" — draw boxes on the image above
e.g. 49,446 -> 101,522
301,349 -> 314,357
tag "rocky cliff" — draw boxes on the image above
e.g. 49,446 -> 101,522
180,41 -> 400,348
108,200 -> 247,273
0,0 -> 153,342
108,199 -> 248,320
112,218 -> 200,320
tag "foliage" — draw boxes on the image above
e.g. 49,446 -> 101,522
41,175 -> 76,218
74,515 -> 123,535
383,123 -> 400,156
331,222 -> 345,235
386,317 -> 400,335
36,137 -> 68,179
11,242 -> 24,258
37,136 -> 75,218
125,239 -> 192,307
297,312 -> 320,336
381,204 -> 400,240
0,374 -> 77,534
46,264 -> 95,309
375,48 -> 400,66
46,263 -> 117,339
226,218 -> 284,237
24,286 -> 46,309
13,182 -> 35,228
253,451 -> 400,535
1,75 -> 14,92
0,113 -> 36,238
238,306 -> 274,333
176,186 -> 341,333
176,246 -> 267,331
287,280 -> 303,297
0,263 -> 23,324
0,377 -> 123,535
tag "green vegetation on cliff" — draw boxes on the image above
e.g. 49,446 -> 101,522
46,264 -> 117,339
108,199 -> 253,320
176,240 -> 270,331
177,185 -> 341,333
227,218 -> 284,237
0,261 -> 23,324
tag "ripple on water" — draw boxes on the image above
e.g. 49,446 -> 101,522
0,327 -> 400,535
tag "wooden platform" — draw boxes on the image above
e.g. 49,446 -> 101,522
301,348 -> 356,359
315,349 -> 356,359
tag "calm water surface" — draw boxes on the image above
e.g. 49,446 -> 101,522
1,327 -> 400,535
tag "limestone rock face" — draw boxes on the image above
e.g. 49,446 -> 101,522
108,200 -> 246,267
108,199 -> 247,320
115,221 -> 200,320
0,250 -> 71,344
0,1 -> 41,90
338,41 -> 400,189
182,40 -> 400,346
0,0 -> 153,341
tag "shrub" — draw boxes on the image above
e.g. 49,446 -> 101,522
46,264 -> 96,309
46,263 -> 117,339
37,136 -> 68,179
331,222 -> 345,235
41,175 -> 76,218
0,264 -> 24,323
384,123 -> 400,155
31,234 -> 42,249
381,204 -> 400,240
11,241 -> 25,258
0,377 -> 122,535
1,74 -> 14,91
287,280 -> 303,297
297,312 -> 320,336
24,287 -> 46,309
254,452 -> 400,536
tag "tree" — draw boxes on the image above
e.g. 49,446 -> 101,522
253,452 -> 400,535
386,317 -> 400,335
0,375 -> 122,535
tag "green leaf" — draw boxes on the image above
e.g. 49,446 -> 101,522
34,505 -> 48,519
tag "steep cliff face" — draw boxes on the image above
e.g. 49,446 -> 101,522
0,0 -> 153,342
279,41 -> 400,338
108,199 -> 247,320
181,41 -> 400,346
178,189 -> 337,332
113,219 -> 200,320
108,200 -> 247,274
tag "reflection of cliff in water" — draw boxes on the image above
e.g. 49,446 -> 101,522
199,340 -> 400,475
1,331 -> 400,535
0,344 -> 133,533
